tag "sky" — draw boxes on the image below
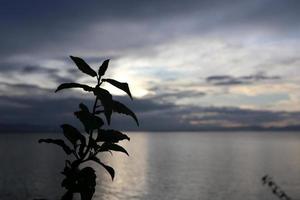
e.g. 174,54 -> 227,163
0,0 -> 300,132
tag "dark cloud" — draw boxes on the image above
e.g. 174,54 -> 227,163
0,63 -> 78,85
147,86 -> 206,102
184,107 -> 283,125
0,63 -> 56,74
21,65 -> 57,74
0,83 -> 299,132
206,73 -> 280,85
136,105 -> 300,131
1,0 -> 300,58
1,1 -> 300,132
0,82 -> 53,96
1,0 -> 208,56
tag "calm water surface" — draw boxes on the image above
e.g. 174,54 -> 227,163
0,132 -> 299,200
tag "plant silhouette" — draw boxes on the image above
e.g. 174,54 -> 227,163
39,56 -> 139,200
262,175 -> 292,200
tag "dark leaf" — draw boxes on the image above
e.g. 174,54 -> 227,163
98,59 -> 110,77
70,56 -> 97,77
75,111 -> 104,133
112,100 -> 139,126
62,160 -> 72,176
61,124 -> 86,146
99,142 -> 129,156
61,177 -> 73,189
93,87 -> 113,125
61,124 -> 86,157
39,139 -> 72,155
96,129 -> 130,143
89,138 -> 101,151
78,143 -> 86,158
71,160 -> 81,168
95,110 -> 104,114
55,83 -> 93,93
61,191 -> 73,200
90,157 -> 115,180
78,167 -> 96,200
61,167 -> 96,200
79,103 -> 89,112
65,160 -> 72,168
61,167 -> 79,190
102,78 -> 132,99
90,139 -> 114,155
74,104 -> 104,132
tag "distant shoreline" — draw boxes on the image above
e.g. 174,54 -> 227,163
0,124 -> 300,134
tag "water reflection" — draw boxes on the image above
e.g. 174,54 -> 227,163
0,133 -> 65,200
93,132 -> 150,200
0,132 -> 299,200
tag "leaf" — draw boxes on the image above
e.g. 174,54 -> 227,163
99,142 -> 129,156
102,78 -> 132,99
62,160 -> 72,176
61,191 -> 73,200
90,157 -> 115,180
65,160 -> 72,168
89,138 -> 101,151
55,83 -> 93,93
61,124 -> 86,146
75,111 -> 104,133
112,100 -> 139,126
95,110 -> 104,114
70,56 -> 97,77
38,139 -> 73,155
96,129 -> 130,143
61,168 -> 79,190
79,103 -> 89,112
74,103 -> 104,133
77,167 -> 96,200
93,87 -> 113,125
78,143 -> 86,158
98,59 -> 110,77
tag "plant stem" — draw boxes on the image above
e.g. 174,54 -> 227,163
79,77 -> 102,162
72,150 -> 80,160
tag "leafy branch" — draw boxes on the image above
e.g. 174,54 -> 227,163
39,56 -> 138,200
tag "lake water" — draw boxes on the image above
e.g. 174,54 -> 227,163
0,132 -> 299,200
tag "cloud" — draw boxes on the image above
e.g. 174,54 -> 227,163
1,0 -> 300,131
206,73 -> 280,86
0,83 -> 299,132
0,62 -> 83,89
0,82 -> 52,97
145,85 -> 206,104
1,0 -> 300,60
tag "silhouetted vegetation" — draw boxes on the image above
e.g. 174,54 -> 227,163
39,56 -> 138,200
262,174 -> 292,200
